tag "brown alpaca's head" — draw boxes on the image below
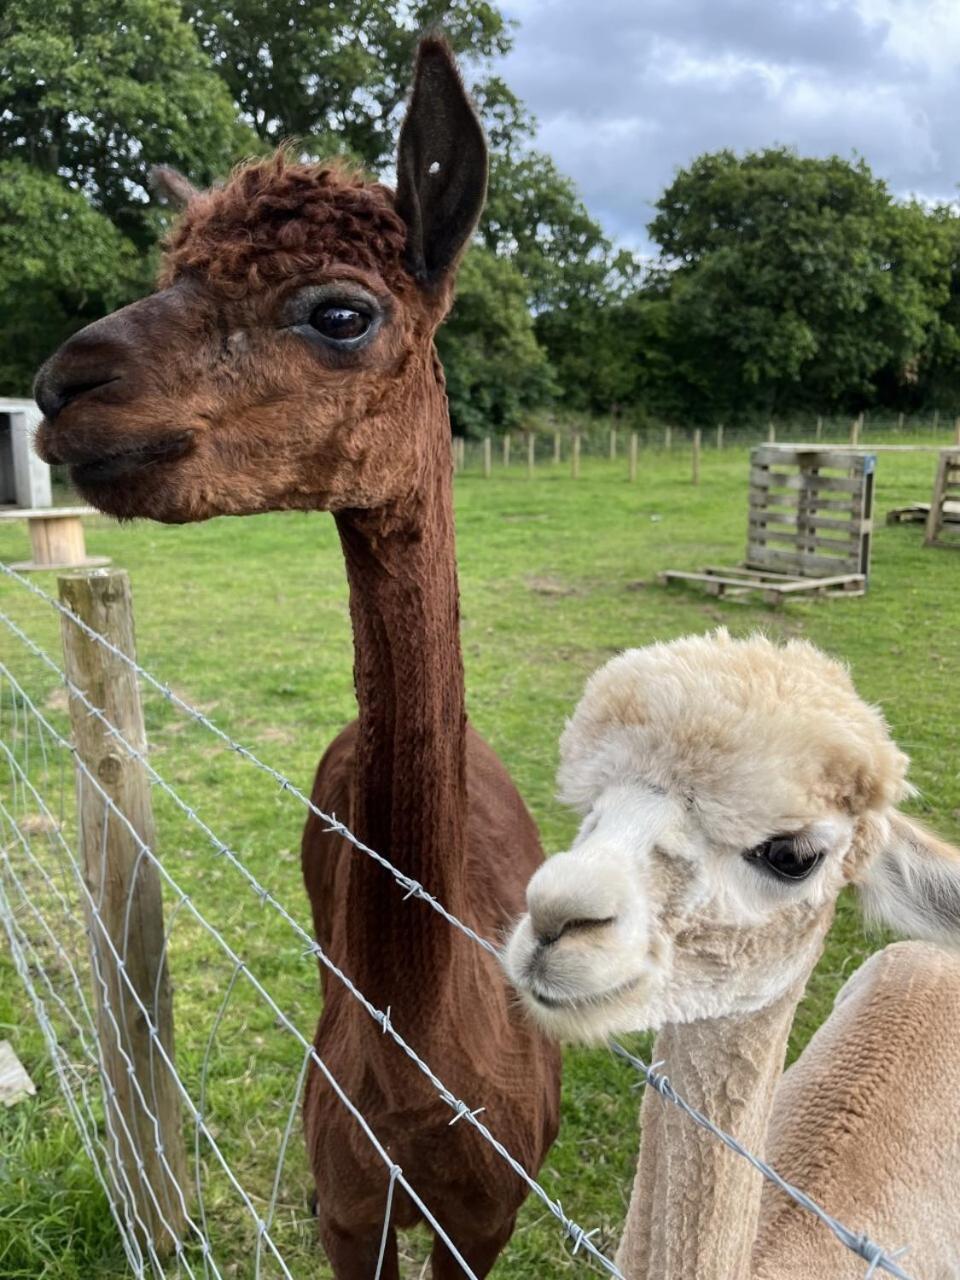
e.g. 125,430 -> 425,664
34,38 -> 486,523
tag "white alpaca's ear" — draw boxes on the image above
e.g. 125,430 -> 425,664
859,812 -> 960,944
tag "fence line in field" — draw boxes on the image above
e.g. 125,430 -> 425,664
0,560 -> 916,1279
452,413 -> 960,478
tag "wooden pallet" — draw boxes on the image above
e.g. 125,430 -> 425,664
924,450 -> 960,549
660,447 -> 875,605
887,501 -> 960,526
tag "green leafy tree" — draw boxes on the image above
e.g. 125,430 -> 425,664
436,246 -> 556,435
0,0 -> 251,389
648,149 -> 950,418
188,0 -> 511,166
1,0 -> 250,247
910,206 -> 960,412
0,162 -> 141,391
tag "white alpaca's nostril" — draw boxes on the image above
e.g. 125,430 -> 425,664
535,915 -> 617,948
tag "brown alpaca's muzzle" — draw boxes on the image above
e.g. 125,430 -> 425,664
34,287 -> 205,520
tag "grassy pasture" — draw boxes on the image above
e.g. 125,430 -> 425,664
1,440 -> 958,1279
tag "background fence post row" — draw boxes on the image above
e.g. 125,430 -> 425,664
58,568 -> 188,1255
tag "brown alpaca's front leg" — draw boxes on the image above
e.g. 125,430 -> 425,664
429,1215 -> 516,1279
315,1212 -> 400,1280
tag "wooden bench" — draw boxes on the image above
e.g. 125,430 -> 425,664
660,446 -> 875,605
924,450 -> 960,549
0,506 -> 110,571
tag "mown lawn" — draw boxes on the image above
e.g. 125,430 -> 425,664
1,439 -> 958,1279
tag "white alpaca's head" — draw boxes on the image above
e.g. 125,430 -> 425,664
505,630 -> 960,1043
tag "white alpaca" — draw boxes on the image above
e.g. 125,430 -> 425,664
505,630 -> 960,1280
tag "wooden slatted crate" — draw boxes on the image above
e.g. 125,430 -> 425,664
661,446 -> 876,605
924,449 -> 960,550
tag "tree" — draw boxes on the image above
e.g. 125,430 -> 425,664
0,162 -> 141,391
648,149 -> 950,418
188,0 -> 512,166
436,246 -> 556,435
0,0 -> 250,389
0,0 -> 249,247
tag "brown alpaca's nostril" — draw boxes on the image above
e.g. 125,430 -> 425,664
536,916 -> 617,948
34,363 -> 121,421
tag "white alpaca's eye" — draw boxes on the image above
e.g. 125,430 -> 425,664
745,837 -> 824,882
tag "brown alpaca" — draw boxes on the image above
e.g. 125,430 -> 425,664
33,39 -> 560,1279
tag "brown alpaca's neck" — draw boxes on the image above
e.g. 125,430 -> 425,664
334,390 -> 468,999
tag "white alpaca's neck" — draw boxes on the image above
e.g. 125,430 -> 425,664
616,982 -> 803,1280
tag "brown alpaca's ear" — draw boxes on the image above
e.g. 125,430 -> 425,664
395,35 -> 488,286
149,165 -> 200,210
859,812 -> 960,944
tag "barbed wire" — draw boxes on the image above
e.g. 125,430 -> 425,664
0,561 -> 920,1278
0,678 -> 486,1280
0,634 -> 621,1277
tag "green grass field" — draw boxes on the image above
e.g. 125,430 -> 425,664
1,441 -> 958,1279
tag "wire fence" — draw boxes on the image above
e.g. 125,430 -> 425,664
0,558 -> 917,1279
450,412 -> 960,477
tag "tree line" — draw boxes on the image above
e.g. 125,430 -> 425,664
3,0 -> 960,432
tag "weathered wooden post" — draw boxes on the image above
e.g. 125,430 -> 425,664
628,432 -> 638,483
526,431 -> 535,478
571,432 -> 581,479
58,569 -> 187,1255
664,425 -> 672,451
553,431 -> 561,465
767,421 -> 776,444
954,417 -> 960,446
716,423 -> 724,450
692,428 -> 701,486
816,415 -> 823,441
502,432 -> 511,468
897,411 -> 904,433
482,436 -> 492,478
933,408 -> 940,433
458,437 -> 466,470
850,413 -> 861,446
609,428 -> 617,461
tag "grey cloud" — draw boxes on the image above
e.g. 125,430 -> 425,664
497,0 -> 960,254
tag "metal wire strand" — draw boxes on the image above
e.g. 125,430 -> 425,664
0,566 -> 921,1279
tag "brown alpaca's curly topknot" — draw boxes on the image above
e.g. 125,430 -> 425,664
158,152 -> 411,299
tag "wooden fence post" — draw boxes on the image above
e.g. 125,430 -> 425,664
482,436 -> 492,478
816,415 -> 823,441
527,431 -> 535,478
664,425 -> 672,451
553,431 -> 561,464
716,423 -> 723,450
609,428 -> 617,460
767,421 -> 776,443
897,411 -> 904,433
692,428 -> 701,486
850,413 -> 862,446
58,569 -> 187,1255
571,432 -> 581,479
628,432 -> 638,483
502,432 -> 511,468
954,417 -> 960,446
933,408 -> 940,433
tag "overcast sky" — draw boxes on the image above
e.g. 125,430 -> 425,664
497,0 -> 960,255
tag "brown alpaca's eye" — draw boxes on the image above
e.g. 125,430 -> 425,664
745,837 -> 824,881
309,305 -> 372,343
